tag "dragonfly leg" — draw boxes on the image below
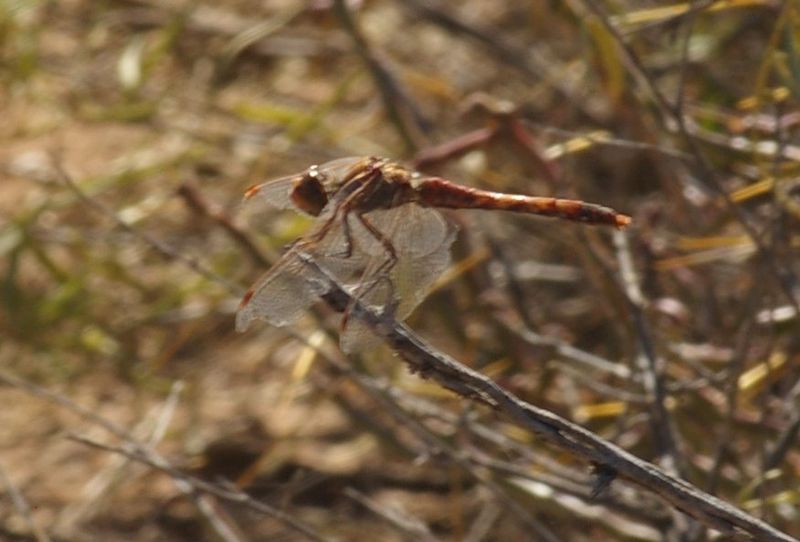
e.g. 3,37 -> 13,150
340,261 -> 400,348
338,213 -> 356,258
312,167 -> 384,252
356,212 -> 398,269
339,212 -> 401,333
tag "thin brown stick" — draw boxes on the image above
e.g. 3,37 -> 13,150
52,157 -> 241,295
0,371 -> 332,542
292,340 -> 562,541
287,327 -> 667,528
0,462 -> 51,542
613,230 -> 685,475
67,434 -> 331,542
281,329 -> 590,539
332,0 -> 425,152
177,181 -> 272,269
343,487 -> 440,542
412,126 -> 498,170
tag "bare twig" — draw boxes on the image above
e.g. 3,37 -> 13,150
765,409 -> 800,471
0,462 -> 51,542
412,126 -> 498,171
297,251 -> 799,542
332,0 -> 426,151
411,101 -> 560,183
501,316 -> 631,380
613,230 -> 684,474
177,181 -> 272,269
55,381 -> 186,531
281,329 -> 596,540
52,157 -> 241,295
67,433 -> 331,542
285,340 -> 562,541
344,487 -> 440,542
0,371 -> 332,542
462,500 -> 501,542
293,327 -> 666,527
614,228 -> 692,538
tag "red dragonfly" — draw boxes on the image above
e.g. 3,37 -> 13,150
236,156 -> 630,352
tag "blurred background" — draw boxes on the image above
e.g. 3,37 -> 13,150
1,0 -> 799,540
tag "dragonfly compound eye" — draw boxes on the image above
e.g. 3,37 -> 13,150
291,173 -> 329,216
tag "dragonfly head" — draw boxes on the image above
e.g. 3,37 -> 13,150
291,168 -> 329,216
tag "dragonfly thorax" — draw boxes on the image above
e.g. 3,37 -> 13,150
359,174 -> 416,211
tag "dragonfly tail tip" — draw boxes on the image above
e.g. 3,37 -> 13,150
615,214 -> 632,228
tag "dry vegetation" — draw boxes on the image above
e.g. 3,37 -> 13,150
1,0 -> 800,541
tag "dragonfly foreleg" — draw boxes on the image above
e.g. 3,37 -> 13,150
313,167 -> 384,254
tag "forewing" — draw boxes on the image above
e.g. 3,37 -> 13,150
236,233 -> 375,334
337,203 -> 456,353
314,156 -> 367,186
242,174 -> 300,212
241,157 -> 365,213
236,252 -> 329,332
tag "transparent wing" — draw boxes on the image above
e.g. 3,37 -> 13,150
337,242 -> 456,355
338,274 -> 394,355
391,232 -> 455,319
236,231 -> 375,334
242,156 -> 367,213
349,204 -> 452,258
384,204 -> 452,258
236,252 -> 329,332
242,174 -> 300,213
314,156 -> 368,182
338,206 -> 457,354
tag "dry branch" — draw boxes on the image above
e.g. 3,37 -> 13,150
298,251 -> 799,542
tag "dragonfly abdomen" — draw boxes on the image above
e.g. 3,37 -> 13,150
416,178 -> 630,228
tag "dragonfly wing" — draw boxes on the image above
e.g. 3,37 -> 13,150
236,251 -> 329,332
340,319 -> 382,355
243,174 -> 301,211
338,231 -> 457,354
392,230 -> 455,320
353,204 -> 453,258
391,204 -> 453,258
242,157 -> 365,213
339,272 -> 395,354
314,156 -> 368,183
338,204 -> 456,353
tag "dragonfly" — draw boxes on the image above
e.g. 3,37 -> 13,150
236,156 -> 630,353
